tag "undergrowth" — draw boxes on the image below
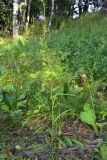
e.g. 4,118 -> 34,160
0,13 -> 107,159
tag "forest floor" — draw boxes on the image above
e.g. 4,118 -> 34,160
0,118 -> 106,160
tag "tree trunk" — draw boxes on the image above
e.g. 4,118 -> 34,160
72,0 -> 79,19
23,0 -> 27,29
101,0 -> 107,14
83,0 -> 89,12
26,0 -> 32,30
78,0 -> 82,15
48,0 -> 55,29
13,0 -> 19,39
88,0 -> 94,12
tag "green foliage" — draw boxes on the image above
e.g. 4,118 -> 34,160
1,13 -> 107,159
47,13 -> 107,80
1,13 -> 107,124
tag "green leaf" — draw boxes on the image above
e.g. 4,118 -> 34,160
72,139 -> 84,150
3,91 -> 17,110
100,144 -> 107,160
80,103 -> 98,135
57,137 -> 66,149
17,100 -> 26,108
64,136 -> 73,146
54,109 -> 72,123
64,136 -> 84,150
1,103 -> 9,112
0,154 -> 5,160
